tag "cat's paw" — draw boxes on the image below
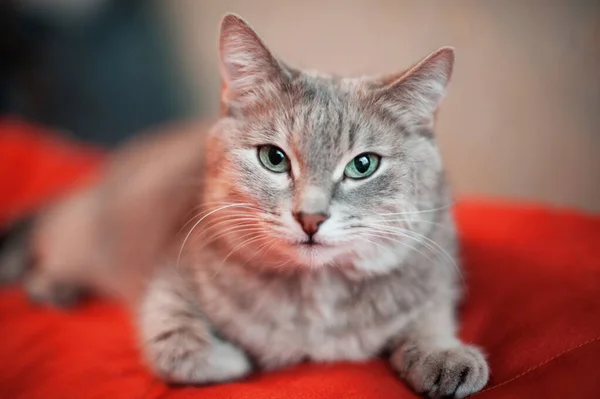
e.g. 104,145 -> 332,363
24,271 -> 84,308
391,343 -> 489,398
146,329 -> 252,384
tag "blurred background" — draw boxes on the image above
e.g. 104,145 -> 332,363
1,0 -> 599,212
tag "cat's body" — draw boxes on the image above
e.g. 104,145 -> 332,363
0,14 -> 489,398
1,121 -> 211,304
149,208 -> 458,370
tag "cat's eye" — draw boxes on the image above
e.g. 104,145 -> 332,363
344,153 -> 380,180
258,145 -> 290,173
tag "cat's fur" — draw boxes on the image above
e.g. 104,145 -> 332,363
0,14 -> 489,398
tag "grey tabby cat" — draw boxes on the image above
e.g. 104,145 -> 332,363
139,14 -> 488,397
0,14 -> 489,399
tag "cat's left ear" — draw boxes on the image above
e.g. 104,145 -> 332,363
380,47 -> 455,126
219,14 -> 285,112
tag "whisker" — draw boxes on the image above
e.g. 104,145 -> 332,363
213,233 -> 268,279
239,238 -> 277,269
367,219 -> 452,231
355,234 -> 398,258
375,203 -> 453,216
178,205 -> 262,233
177,203 -> 254,268
195,225 -> 268,250
369,224 -> 456,266
364,224 -> 463,285
273,257 -> 293,270
360,230 -> 434,264
192,216 -> 262,239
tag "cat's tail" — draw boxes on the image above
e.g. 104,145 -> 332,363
0,214 -> 37,285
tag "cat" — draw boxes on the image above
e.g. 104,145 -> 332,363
0,14 -> 489,398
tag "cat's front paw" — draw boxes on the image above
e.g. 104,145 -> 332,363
146,329 -> 252,384
391,343 -> 489,398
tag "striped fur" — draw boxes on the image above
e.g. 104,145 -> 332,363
139,14 -> 488,398
1,14 -> 489,398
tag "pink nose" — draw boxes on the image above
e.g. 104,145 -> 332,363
293,212 -> 328,237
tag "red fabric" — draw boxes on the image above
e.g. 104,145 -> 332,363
1,118 -> 599,399
0,118 -> 103,225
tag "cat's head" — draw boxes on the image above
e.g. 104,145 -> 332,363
201,14 -> 454,274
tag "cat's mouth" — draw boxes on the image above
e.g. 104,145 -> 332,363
299,236 -> 326,247
300,240 -> 321,247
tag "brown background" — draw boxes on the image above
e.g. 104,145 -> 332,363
159,0 -> 600,212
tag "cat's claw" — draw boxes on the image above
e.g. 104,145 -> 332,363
391,343 -> 489,398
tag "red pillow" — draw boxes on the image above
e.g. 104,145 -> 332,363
0,118 -> 599,398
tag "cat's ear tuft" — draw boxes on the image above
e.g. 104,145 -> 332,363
382,47 -> 455,125
219,14 -> 282,107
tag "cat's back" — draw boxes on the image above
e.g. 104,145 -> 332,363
32,120 -> 213,299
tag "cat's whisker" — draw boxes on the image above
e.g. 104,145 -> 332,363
374,203 -> 454,216
369,224 -> 456,266
189,212 -> 278,247
329,258 -> 343,272
359,230 -> 433,264
259,237 -> 282,263
179,203 -> 251,232
273,256 -> 293,270
369,226 -> 447,263
212,232 -> 269,279
364,224 -> 464,285
192,216 -> 262,238
191,216 -> 271,252
195,225 -> 267,252
182,207 -> 271,242
177,203 -> 255,268
365,236 -> 399,257
179,205 -> 262,233
367,218 -> 452,231
196,207 -> 280,229
239,237 -> 277,269
364,220 -> 462,270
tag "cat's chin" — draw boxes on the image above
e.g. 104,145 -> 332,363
291,242 -> 345,269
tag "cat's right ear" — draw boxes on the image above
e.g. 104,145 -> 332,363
219,14 -> 284,113
378,47 -> 455,127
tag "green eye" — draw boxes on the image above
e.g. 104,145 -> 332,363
258,145 -> 290,173
344,153 -> 380,179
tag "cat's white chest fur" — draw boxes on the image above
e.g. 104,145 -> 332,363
193,256 -> 431,369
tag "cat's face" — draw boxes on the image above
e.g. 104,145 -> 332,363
201,15 -> 454,274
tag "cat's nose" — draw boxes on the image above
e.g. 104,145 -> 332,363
293,212 -> 329,238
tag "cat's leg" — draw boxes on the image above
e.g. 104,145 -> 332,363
390,304 -> 489,398
23,268 -> 85,307
138,268 -> 252,384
